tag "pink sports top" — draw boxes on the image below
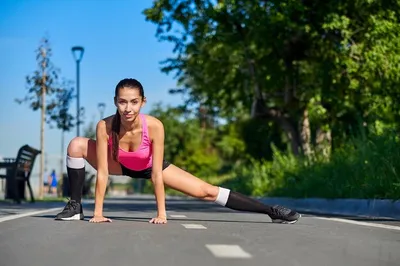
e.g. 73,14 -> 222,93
108,114 -> 152,171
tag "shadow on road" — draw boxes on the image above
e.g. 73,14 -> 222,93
32,214 -> 275,224
0,201 -> 65,215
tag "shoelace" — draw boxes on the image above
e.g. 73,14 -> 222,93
63,200 -> 78,211
271,205 -> 290,217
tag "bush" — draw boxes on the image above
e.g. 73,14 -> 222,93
220,132 -> 400,199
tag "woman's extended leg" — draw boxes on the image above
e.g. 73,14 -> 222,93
55,137 -> 122,221
161,164 -> 300,224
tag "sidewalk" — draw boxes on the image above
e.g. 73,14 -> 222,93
0,198 -> 65,220
259,197 -> 400,219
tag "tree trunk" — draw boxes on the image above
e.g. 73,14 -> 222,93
40,71 -> 46,199
39,48 -> 47,200
299,108 -> 312,157
280,117 -> 300,156
235,20 -> 300,156
244,49 -> 263,119
256,104 -> 301,156
273,111 -> 300,156
282,60 -> 302,156
316,127 -> 332,160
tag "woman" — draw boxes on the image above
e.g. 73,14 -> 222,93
55,78 -> 300,224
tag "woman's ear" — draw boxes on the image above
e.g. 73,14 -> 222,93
114,97 -> 117,107
141,97 -> 147,107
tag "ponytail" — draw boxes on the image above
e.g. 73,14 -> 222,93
111,110 -> 121,161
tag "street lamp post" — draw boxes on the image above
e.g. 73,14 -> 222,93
98,102 -> 106,120
71,46 -> 84,137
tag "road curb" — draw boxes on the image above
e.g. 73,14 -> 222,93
258,197 -> 400,219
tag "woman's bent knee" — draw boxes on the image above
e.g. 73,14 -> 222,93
67,137 -> 89,157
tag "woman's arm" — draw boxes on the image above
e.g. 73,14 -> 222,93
90,120 -> 112,222
149,117 -> 167,224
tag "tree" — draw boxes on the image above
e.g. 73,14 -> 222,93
16,36 -> 75,199
83,118 -> 97,140
47,79 -> 76,185
143,0 -> 400,159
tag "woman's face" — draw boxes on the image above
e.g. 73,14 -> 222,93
115,87 -> 146,122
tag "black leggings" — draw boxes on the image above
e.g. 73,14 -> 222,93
120,160 -> 171,179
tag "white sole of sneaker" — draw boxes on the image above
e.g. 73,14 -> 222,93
59,214 -> 84,221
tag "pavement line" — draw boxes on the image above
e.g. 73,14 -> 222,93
313,217 -> 400,231
0,207 -> 60,223
205,244 -> 252,258
170,215 -> 187,218
181,224 -> 207,229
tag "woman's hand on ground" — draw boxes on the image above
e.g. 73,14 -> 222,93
149,216 -> 167,224
89,216 -> 112,223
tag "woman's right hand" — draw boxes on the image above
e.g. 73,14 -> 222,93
89,216 -> 112,223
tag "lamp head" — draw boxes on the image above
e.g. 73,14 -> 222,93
71,46 -> 84,62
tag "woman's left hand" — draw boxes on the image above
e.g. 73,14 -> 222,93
149,216 -> 167,224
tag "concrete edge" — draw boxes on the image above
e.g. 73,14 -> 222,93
257,197 -> 400,220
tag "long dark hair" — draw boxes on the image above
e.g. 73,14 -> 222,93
111,78 -> 144,161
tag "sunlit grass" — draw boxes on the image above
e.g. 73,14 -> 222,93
218,132 -> 400,199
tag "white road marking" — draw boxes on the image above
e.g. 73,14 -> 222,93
0,207 -> 61,223
170,215 -> 187,218
181,224 -> 207,229
205,244 -> 252,258
313,217 -> 400,231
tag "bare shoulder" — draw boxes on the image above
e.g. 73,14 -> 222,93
144,114 -> 164,140
144,114 -> 164,129
96,115 -> 114,138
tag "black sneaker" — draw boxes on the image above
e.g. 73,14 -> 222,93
269,205 -> 301,224
55,200 -> 84,221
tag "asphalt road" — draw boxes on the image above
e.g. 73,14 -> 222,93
0,195 -> 399,266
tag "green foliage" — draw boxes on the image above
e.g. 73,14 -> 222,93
47,79 -> 75,132
215,123 -> 246,162
83,118 -> 97,139
239,118 -> 286,161
144,0 -> 400,155
219,131 -> 400,199
150,103 -> 223,177
142,1 -> 400,199
276,132 -> 400,199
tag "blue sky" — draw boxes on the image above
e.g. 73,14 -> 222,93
0,0 -> 183,188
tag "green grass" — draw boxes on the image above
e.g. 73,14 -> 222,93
218,132 -> 400,199
110,182 -> 130,191
38,196 -> 67,202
